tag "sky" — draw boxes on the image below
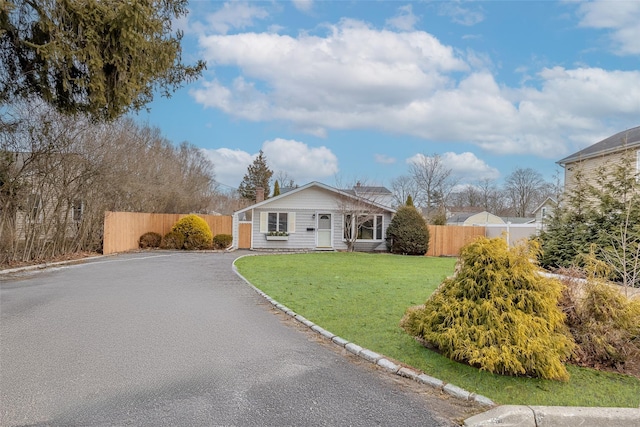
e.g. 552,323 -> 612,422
136,0 -> 640,192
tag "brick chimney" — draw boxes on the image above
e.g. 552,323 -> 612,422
255,187 -> 265,203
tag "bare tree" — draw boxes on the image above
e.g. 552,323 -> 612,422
390,175 -> 420,208
504,167 -> 547,217
410,153 -> 458,221
274,171 -> 297,189
334,180 -> 388,252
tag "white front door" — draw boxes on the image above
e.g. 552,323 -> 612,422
317,214 -> 332,248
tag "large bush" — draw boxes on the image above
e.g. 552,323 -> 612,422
386,206 -> 430,255
401,237 -> 575,381
170,215 -> 213,250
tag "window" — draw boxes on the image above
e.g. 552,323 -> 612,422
72,200 -> 84,222
260,212 -> 295,233
268,212 -> 288,232
344,214 -> 383,240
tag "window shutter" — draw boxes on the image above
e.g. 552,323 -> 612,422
288,212 -> 296,233
260,212 -> 268,233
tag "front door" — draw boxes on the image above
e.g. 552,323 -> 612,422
317,214 -> 332,248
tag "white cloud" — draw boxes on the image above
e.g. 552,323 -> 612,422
374,154 -> 396,164
438,3 -> 485,26
191,17 -> 640,161
577,0 -> 640,55
262,138 -> 339,183
292,0 -> 313,13
386,4 -> 419,31
201,148 -> 253,187
203,1 -> 268,35
202,140 -> 338,187
406,152 -> 500,182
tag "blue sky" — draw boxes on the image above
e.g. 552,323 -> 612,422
136,0 -> 640,191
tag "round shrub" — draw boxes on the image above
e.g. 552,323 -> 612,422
139,232 -> 162,249
212,234 -> 233,250
161,230 -> 184,249
386,205 -> 430,255
401,237 -> 575,381
171,214 -> 213,250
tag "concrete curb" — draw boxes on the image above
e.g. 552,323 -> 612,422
463,405 -> 640,426
231,255 -> 495,407
0,255 -> 109,275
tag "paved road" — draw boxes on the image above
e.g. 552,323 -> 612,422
1,252 -> 464,426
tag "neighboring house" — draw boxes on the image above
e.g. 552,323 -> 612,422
531,197 -> 557,231
231,181 -> 395,252
447,211 -> 505,226
557,125 -> 640,191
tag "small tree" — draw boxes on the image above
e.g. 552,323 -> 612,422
405,195 -> 414,207
386,205 -> 429,255
273,180 -> 281,196
238,150 -> 273,201
402,237 -> 574,380
335,180 -> 387,252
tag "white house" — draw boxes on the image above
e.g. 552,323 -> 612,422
231,181 -> 395,252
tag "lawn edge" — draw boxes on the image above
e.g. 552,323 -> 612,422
232,253 -> 496,408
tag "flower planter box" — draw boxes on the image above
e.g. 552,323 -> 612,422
266,235 -> 288,241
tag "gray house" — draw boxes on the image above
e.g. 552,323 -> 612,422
231,181 -> 395,251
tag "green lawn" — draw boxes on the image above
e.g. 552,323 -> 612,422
235,252 -> 640,408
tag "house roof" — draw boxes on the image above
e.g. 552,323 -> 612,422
557,125 -> 640,165
233,181 -> 396,215
531,197 -> 557,215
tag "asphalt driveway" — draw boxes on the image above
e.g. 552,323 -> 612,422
1,252 -> 471,426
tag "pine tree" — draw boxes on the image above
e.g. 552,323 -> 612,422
273,180 -> 281,196
238,150 -> 274,200
405,194 -> 414,207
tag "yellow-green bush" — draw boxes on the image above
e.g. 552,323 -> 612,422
171,215 -> 213,250
401,237 -> 575,381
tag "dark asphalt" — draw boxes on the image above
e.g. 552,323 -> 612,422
1,252 -> 462,426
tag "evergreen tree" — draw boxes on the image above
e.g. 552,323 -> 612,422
0,1 -> 205,121
238,150 -> 273,200
386,205 -> 429,255
405,194 -> 414,206
273,180 -> 281,196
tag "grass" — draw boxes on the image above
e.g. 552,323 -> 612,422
235,252 -> 640,408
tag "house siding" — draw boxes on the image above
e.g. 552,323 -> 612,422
564,148 -> 637,192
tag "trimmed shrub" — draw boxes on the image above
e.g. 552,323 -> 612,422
401,237 -> 575,381
212,234 -> 232,250
171,214 -> 213,250
161,231 -> 184,249
139,232 -> 162,249
386,205 -> 430,255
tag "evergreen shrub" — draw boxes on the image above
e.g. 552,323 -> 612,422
401,237 -> 575,380
386,205 -> 430,255
139,232 -> 162,248
213,234 -> 233,250
171,214 -> 213,250
558,264 -> 640,371
161,230 -> 184,249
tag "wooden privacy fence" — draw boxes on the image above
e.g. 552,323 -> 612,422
426,225 -> 485,257
103,211 -> 232,255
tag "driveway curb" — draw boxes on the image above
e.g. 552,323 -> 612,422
463,405 -> 640,426
231,255 -> 495,408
